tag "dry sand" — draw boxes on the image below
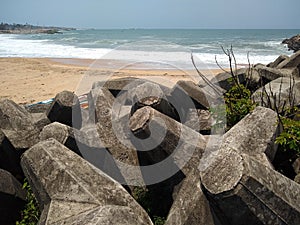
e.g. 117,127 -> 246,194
0,57 -> 224,104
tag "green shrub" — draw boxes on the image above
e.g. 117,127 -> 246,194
276,117 -> 300,156
225,84 -> 256,128
132,187 -> 166,225
16,180 -> 40,225
153,216 -> 166,225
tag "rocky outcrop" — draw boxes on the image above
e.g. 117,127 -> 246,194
282,34 -> 300,53
0,22 -> 75,34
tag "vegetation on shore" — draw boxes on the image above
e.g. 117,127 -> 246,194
0,22 -> 75,34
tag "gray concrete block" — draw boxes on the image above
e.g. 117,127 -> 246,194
21,139 -> 153,225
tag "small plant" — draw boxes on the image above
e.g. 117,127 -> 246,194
225,84 -> 256,128
153,216 -> 166,225
132,186 -> 166,224
16,179 -> 40,225
132,186 -> 152,215
276,117 -> 300,156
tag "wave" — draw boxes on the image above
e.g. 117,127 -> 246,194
0,34 -> 286,69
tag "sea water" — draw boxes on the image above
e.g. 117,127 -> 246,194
0,29 -> 299,69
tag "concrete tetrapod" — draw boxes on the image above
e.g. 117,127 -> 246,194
88,87 -> 144,187
21,139 -> 153,225
200,148 -> 300,225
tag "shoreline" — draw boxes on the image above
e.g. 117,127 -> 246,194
0,57 -> 225,104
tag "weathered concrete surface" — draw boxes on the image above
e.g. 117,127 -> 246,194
295,174 -> 300,184
170,80 -> 218,110
184,109 -> 214,134
88,87 -> 144,187
46,91 -> 82,129
252,77 -> 300,112
40,122 -> 125,184
0,99 -> 40,149
21,139 -> 153,225
0,169 -> 27,224
130,106 -> 207,176
267,55 -> 290,68
31,112 -> 51,131
165,171 -> 219,225
211,68 -> 248,91
92,77 -> 144,96
293,158 -> 300,175
129,82 -> 176,119
40,122 -> 84,156
221,106 -> 279,163
88,87 -> 115,124
0,130 -> 24,180
93,78 -> 170,97
0,99 -> 39,180
25,102 -> 51,113
277,51 -> 300,69
200,149 -> 300,225
254,64 -> 299,81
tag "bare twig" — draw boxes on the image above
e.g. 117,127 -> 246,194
191,53 -> 223,96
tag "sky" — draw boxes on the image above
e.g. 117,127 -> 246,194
0,0 -> 299,29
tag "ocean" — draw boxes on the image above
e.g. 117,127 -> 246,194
0,29 -> 299,69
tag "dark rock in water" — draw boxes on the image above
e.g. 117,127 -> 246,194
0,169 -> 27,224
46,91 -> 82,129
267,55 -> 289,68
21,139 -> 153,225
200,148 -> 300,225
282,34 -> 300,53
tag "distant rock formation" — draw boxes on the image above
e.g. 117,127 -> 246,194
282,34 -> 300,52
0,22 -> 75,34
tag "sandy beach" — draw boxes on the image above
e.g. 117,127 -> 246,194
0,57 -> 223,104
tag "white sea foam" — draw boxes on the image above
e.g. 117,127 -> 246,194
0,34 -> 111,59
0,34 -> 288,69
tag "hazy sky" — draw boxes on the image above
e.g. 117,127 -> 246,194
0,0 -> 299,29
